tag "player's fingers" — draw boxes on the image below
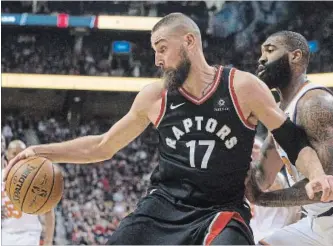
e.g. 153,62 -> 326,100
3,153 -> 24,182
320,178 -> 331,202
306,180 -> 323,199
327,178 -> 333,202
323,176 -> 333,202
328,176 -> 333,190
305,181 -> 315,199
3,148 -> 36,182
3,160 -> 14,182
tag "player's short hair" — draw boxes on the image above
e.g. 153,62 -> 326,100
270,31 -> 310,66
152,12 -> 201,38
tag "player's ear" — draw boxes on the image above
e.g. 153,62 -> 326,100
184,33 -> 195,50
290,49 -> 302,64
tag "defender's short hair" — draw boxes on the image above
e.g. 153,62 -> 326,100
270,31 -> 310,66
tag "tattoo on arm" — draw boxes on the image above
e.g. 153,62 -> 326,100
296,90 -> 333,176
247,169 -> 323,207
255,179 -> 322,207
247,90 -> 333,207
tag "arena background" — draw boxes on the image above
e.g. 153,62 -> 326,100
1,1 -> 333,245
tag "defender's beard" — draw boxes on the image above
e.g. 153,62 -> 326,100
257,54 -> 292,90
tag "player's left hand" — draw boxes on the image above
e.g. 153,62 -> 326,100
305,174 -> 333,202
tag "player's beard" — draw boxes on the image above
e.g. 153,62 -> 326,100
256,53 -> 292,90
162,46 -> 191,91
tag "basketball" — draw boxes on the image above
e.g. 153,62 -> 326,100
5,156 -> 64,215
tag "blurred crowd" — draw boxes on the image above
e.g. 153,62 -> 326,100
1,32 -> 75,75
1,2 -> 333,77
2,114 -> 29,145
1,1 -> 210,18
2,114 -> 159,244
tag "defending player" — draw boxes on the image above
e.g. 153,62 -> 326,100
248,31 -> 333,245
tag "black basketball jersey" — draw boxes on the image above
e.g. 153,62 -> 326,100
151,66 -> 256,207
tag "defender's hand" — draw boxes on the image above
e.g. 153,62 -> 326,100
2,147 -> 37,182
305,175 -> 333,202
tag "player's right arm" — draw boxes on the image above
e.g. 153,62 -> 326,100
4,83 -> 162,181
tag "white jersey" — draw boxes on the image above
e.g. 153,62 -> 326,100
2,170 -> 42,233
250,173 -> 301,243
275,82 -> 333,216
251,204 -> 300,242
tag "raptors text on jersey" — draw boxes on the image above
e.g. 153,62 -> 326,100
152,66 -> 256,206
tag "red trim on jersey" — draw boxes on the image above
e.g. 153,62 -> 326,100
179,66 -> 223,105
203,211 -> 248,245
154,89 -> 167,127
229,68 -> 256,130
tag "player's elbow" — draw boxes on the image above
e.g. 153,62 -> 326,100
94,134 -> 115,161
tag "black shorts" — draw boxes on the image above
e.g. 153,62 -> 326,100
107,189 -> 254,245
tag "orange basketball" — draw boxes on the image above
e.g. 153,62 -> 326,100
5,156 -> 64,215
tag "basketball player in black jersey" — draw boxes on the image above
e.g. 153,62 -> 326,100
4,15 -> 332,245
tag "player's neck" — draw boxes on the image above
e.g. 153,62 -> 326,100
182,59 -> 216,98
278,73 -> 307,110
